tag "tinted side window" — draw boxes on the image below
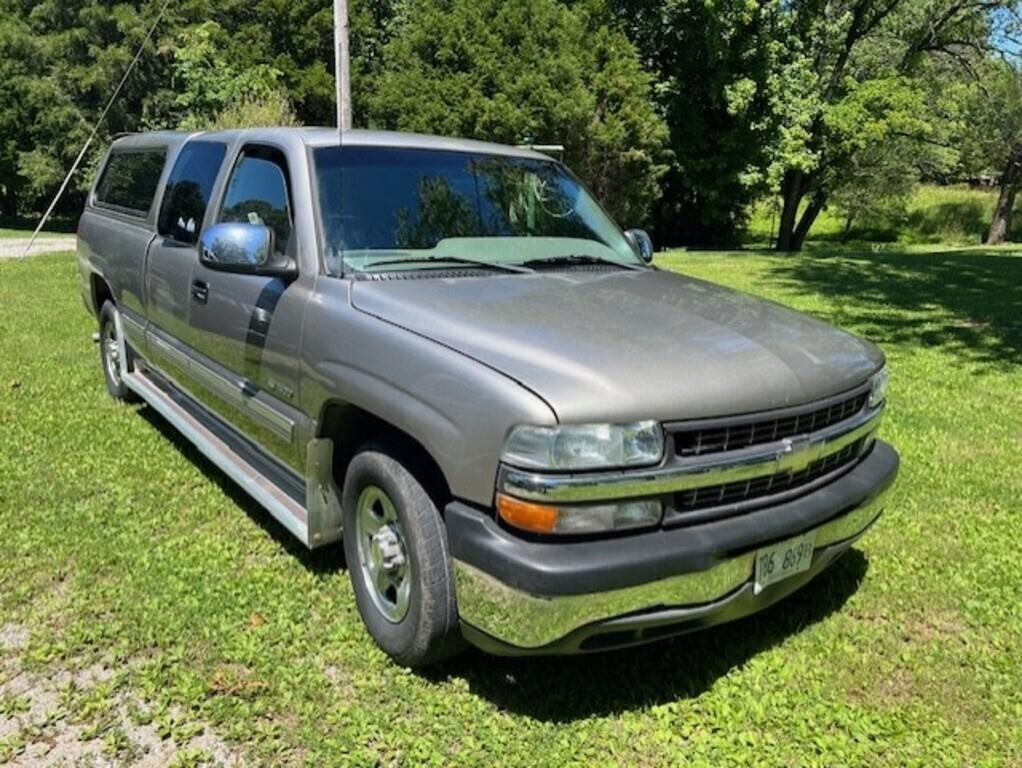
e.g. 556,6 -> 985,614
94,149 -> 166,216
219,150 -> 292,253
158,141 -> 227,244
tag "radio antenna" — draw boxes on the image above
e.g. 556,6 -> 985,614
22,0 -> 173,259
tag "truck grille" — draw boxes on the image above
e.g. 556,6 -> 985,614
673,437 -> 866,516
673,391 -> 868,458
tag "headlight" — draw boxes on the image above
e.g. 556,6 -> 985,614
497,494 -> 663,535
501,421 -> 664,470
869,366 -> 889,409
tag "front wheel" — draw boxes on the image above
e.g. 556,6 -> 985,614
342,447 -> 464,667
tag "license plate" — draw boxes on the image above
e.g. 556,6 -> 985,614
754,531 -> 816,594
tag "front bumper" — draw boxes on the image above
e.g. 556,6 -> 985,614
447,440 -> 899,655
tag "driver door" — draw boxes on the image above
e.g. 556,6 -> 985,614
187,144 -> 305,467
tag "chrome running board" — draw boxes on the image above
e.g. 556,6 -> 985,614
123,366 -> 314,547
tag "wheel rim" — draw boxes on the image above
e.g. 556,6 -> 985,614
355,485 -> 411,623
102,317 -> 122,386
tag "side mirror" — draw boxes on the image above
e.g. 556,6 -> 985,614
199,222 -> 295,276
624,229 -> 654,264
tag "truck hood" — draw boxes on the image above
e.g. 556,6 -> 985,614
350,268 -> 884,423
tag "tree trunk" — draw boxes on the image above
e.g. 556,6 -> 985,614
776,170 -> 805,251
986,146 -> 1022,245
791,194 -> 826,251
776,169 -> 825,252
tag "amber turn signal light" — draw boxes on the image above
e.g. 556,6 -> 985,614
496,493 -> 559,534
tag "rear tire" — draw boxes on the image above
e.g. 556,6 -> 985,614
342,447 -> 464,667
98,301 -> 136,402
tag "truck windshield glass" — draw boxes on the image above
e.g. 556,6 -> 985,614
313,146 -> 640,275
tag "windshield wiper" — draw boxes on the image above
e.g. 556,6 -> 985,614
360,256 -> 533,274
520,254 -> 643,271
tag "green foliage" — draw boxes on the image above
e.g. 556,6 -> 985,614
170,21 -> 285,131
957,57 -> 1022,177
365,0 -> 668,224
0,0 -> 1014,246
2,248 -> 1021,765
0,0 -> 128,214
169,22 -> 305,134
822,74 -> 954,233
763,0 -> 1002,250
13,149 -> 64,203
613,0 -> 781,244
206,92 -> 301,132
0,0 -> 359,216
828,145 -> 919,236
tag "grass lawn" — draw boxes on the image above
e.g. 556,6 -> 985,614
1,249 -> 1020,766
0,229 -> 68,240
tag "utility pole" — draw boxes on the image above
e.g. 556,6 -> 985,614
334,0 -> 352,133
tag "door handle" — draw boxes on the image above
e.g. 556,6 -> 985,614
191,279 -> 209,304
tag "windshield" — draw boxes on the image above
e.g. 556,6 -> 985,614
313,146 -> 641,275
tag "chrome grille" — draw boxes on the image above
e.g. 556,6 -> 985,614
673,392 -> 868,458
673,437 -> 866,516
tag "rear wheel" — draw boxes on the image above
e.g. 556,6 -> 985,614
342,447 -> 464,667
98,301 -> 136,402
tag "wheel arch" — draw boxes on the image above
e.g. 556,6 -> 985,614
90,272 -> 114,317
318,402 -> 454,511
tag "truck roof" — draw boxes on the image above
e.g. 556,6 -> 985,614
109,127 -> 552,161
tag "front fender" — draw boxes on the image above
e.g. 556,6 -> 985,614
300,279 -> 556,506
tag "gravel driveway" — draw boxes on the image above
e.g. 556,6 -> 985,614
0,237 -> 77,259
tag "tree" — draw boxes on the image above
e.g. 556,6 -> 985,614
828,143 -> 919,236
365,0 -> 668,224
976,65 -> 1022,243
954,37 -> 1022,244
767,0 -> 1003,251
0,0 -> 398,217
169,21 -> 285,130
611,0 -> 781,246
0,0 -> 166,216
608,0 -> 1004,249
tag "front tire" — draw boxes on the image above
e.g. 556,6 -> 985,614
342,447 -> 463,667
98,301 -> 136,402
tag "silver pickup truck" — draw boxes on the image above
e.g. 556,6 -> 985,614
77,128 -> 898,666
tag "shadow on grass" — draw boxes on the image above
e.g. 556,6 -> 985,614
136,406 -> 347,577
425,550 -> 868,722
766,248 -> 1022,367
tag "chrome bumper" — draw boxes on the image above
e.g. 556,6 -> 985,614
454,484 -> 889,653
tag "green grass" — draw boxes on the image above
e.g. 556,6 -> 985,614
2,249 -> 1021,766
0,229 -> 23,239
0,228 -> 71,239
747,184 -> 1016,248
1,228 -> 45,239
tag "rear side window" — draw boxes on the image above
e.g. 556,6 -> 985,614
158,141 -> 227,244
94,149 -> 166,217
